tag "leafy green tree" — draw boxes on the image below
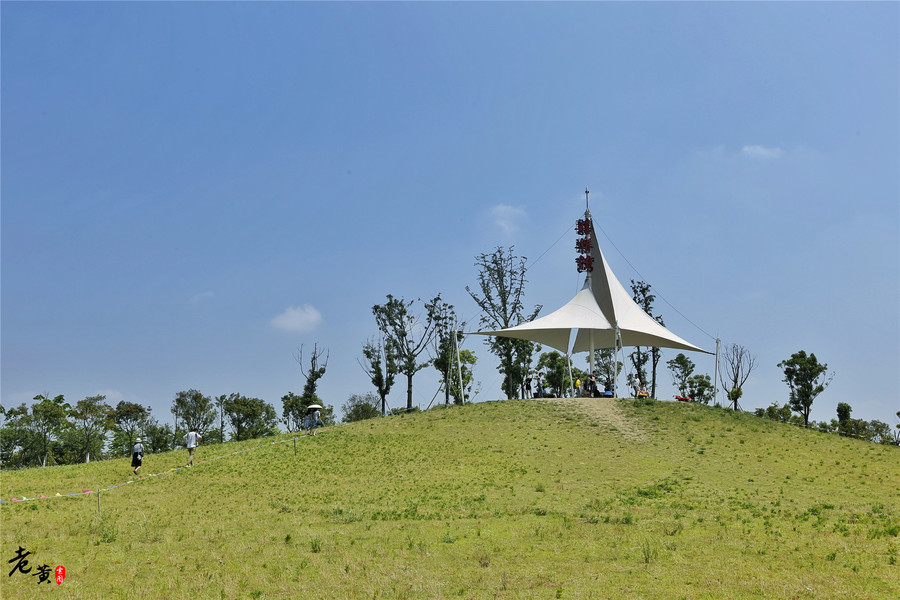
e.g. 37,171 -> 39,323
591,348 -> 622,393
754,402 -> 794,423
630,280 -> 664,398
281,392 -> 305,433
342,393 -> 381,423
778,350 -> 834,427
215,394 -> 228,442
666,353 -> 695,396
448,349 -> 478,405
359,336 -> 398,416
685,374 -> 715,405
537,351 -> 577,397
836,402 -> 852,433
172,389 -> 217,437
70,395 -> 113,463
0,404 -> 31,467
868,420 -> 893,445
430,302 -> 467,405
373,294 -> 446,410
111,401 -> 150,455
467,247 -> 541,399
223,394 -> 279,441
31,394 -> 72,467
142,417 -> 174,454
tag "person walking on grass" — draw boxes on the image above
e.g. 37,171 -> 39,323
183,427 -> 202,467
131,438 -> 144,475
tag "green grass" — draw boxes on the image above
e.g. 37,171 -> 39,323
2,399 -> 898,599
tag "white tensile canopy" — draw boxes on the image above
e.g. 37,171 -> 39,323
580,214 -> 710,355
474,278 -> 615,354
475,199 -> 710,397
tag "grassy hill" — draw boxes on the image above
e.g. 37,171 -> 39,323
2,398 -> 897,599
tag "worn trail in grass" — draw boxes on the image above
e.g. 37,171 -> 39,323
2,399 -> 898,599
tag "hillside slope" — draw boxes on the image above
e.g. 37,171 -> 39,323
2,399 -> 897,599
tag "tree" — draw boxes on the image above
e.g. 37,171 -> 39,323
836,402 -> 852,433
0,403 -> 33,468
537,351 -> 579,397
30,394 -> 72,467
222,394 -> 279,441
467,247 -> 542,399
215,394 -> 228,442
342,393 -> 381,423
142,417 -> 173,454
373,294 -> 446,410
630,281 -> 663,398
295,343 -> 329,407
777,350 -> 834,427
666,353 -> 695,397
70,395 -> 113,463
281,392 -> 305,433
112,401 -> 150,455
754,402 -> 794,424
448,349 -> 478,405
895,411 -> 900,446
591,349 -> 622,393
359,336 -> 398,416
719,343 -> 757,411
685,374 -> 715,405
172,389 -> 217,436
430,302 -> 467,405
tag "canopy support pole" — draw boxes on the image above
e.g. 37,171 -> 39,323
714,337 -> 721,407
566,353 -> 575,398
454,320 -> 466,404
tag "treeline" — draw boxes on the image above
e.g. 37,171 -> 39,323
0,386 -> 337,470
754,403 -> 899,446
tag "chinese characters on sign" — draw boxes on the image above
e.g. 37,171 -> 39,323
7,546 -> 64,585
575,218 -> 594,273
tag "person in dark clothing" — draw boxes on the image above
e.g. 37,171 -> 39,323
131,438 -> 145,475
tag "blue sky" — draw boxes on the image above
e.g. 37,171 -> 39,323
3,2 -> 898,429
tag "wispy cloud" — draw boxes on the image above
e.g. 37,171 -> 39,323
270,305 -> 322,332
491,204 -> 528,236
741,145 -> 785,160
190,291 -> 215,305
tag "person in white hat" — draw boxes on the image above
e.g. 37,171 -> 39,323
131,437 -> 145,475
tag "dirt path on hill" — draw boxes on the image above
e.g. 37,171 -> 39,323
548,397 -> 648,441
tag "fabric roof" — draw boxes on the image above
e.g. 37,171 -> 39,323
474,279 -> 613,354
584,212 -> 711,354
474,206 -> 710,356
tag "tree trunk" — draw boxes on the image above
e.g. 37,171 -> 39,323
407,372 -> 414,410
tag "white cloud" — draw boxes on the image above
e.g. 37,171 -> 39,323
270,305 -> 322,332
190,291 -> 215,304
491,204 -> 528,236
741,145 -> 785,160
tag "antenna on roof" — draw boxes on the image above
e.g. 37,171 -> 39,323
585,187 -> 590,212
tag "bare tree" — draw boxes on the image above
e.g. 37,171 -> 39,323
718,343 -> 757,410
295,343 -> 330,404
